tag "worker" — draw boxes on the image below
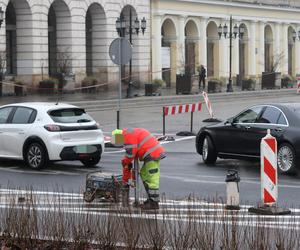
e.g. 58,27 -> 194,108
112,128 -> 165,210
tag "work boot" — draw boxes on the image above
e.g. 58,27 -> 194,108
140,199 -> 159,210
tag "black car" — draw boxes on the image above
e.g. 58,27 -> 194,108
196,103 -> 300,174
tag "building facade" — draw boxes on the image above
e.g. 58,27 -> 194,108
0,0 -> 150,90
151,0 -> 300,87
1,0 -> 300,92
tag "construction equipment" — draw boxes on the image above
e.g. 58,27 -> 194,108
83,172 -> 126,203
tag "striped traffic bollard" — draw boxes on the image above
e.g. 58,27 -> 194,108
248,129 -> 291,215
202,91 -> 222,123
261,129 -> 277,206
297,77 -> 300,94
202,91 -> 214,118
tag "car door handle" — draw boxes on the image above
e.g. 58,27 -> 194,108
18,131 -> 25,135
244,126 -> 251,130
275,127 -> 283,132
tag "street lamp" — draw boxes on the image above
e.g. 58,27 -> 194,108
115,11 -> 147,84
218,15 -> 244,92
292,29 -> 300,42
114,14 -> 146,128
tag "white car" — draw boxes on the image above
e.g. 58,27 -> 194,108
0,102 -> 105,169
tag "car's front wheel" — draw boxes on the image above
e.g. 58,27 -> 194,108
25,142 -> 48,169
80,155 -> 101,167
277,143 -> 296,174
202,136 -> 217,165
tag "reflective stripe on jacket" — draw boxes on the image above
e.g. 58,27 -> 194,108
122,128 -> 165,165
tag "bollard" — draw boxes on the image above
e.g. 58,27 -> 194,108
297,76 -> 300,94
248,129 -> 291,215
225,169 -> 240,210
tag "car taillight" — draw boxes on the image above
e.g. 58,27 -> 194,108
44,124 -> 61,132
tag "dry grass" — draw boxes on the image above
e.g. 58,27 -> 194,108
0,189 -> 298,249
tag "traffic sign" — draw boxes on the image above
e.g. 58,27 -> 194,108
109,38 -> 132,65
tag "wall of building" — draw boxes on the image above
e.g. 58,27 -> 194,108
0,0 -> 150,90
152,0 -> 300,86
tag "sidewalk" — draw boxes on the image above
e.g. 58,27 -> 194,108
0,83 -> 296,107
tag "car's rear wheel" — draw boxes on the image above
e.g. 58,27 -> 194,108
80,155 -> 101,167
202,136 -> 217,164
277,143 -> 296,174
25,142 -> 48,169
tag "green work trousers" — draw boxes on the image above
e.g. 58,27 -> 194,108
140,160 -> 160,190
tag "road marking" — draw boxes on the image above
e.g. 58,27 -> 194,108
0,188 -> 298,231
163,174 -> 300,189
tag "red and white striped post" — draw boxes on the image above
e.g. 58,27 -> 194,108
297,76 -> 300,94
249,129 -> 291,215
202,91 -> 214,118
261,129 -> 277,206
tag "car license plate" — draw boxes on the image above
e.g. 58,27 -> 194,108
75,145 -> 88,153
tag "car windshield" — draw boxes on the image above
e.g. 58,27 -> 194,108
49,108 -> 93,123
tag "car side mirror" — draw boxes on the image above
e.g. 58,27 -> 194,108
226,117 -> 235,125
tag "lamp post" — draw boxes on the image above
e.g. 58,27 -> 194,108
116,11 -> 146,84
0,7 -> 4,97
218,16 -> 244,92
115,14 -> 146,128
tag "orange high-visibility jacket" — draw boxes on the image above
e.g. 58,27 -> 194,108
121,128 -> 165,166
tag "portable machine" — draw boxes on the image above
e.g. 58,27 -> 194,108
83,172 -> 125,203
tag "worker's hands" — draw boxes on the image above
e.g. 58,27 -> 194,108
122,159 -> 133,168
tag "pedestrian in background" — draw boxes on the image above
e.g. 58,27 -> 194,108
198,65 -> 206,90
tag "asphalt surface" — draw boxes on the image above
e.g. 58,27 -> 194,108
0,90 -> 300,209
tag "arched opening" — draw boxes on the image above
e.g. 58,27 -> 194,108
206,21 -> 219,77
264,25 -> 273,72
5,0 -> 32,76
288,26 -> 295,76
120,5 -> 139,85
161,18 -> 176,87
239,23 -> 249,82
86,3 -> 107,78
185,20 -> 199,75
48,0 -> 72,76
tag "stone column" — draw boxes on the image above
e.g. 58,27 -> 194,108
31,8 -> 48,84
170,41 -> 177,85
198,18 -> 207,69
177,16 -> 185,74
70,10 -> 86,84
249,21 -> 257,76
152,14 -> 163,80
232,33 -> 239,78
274,22 -> 281,72
219,20 -> 228,79
295,26 -> 300,75
257,21 -> 265,75
281,23 -> 289,75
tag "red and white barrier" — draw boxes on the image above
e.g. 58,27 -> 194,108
162,102 -> 202,136
261,129 -> 277,206
202,91 -> 214,118
297,76 -> 300,94
163,103 -> 202,116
